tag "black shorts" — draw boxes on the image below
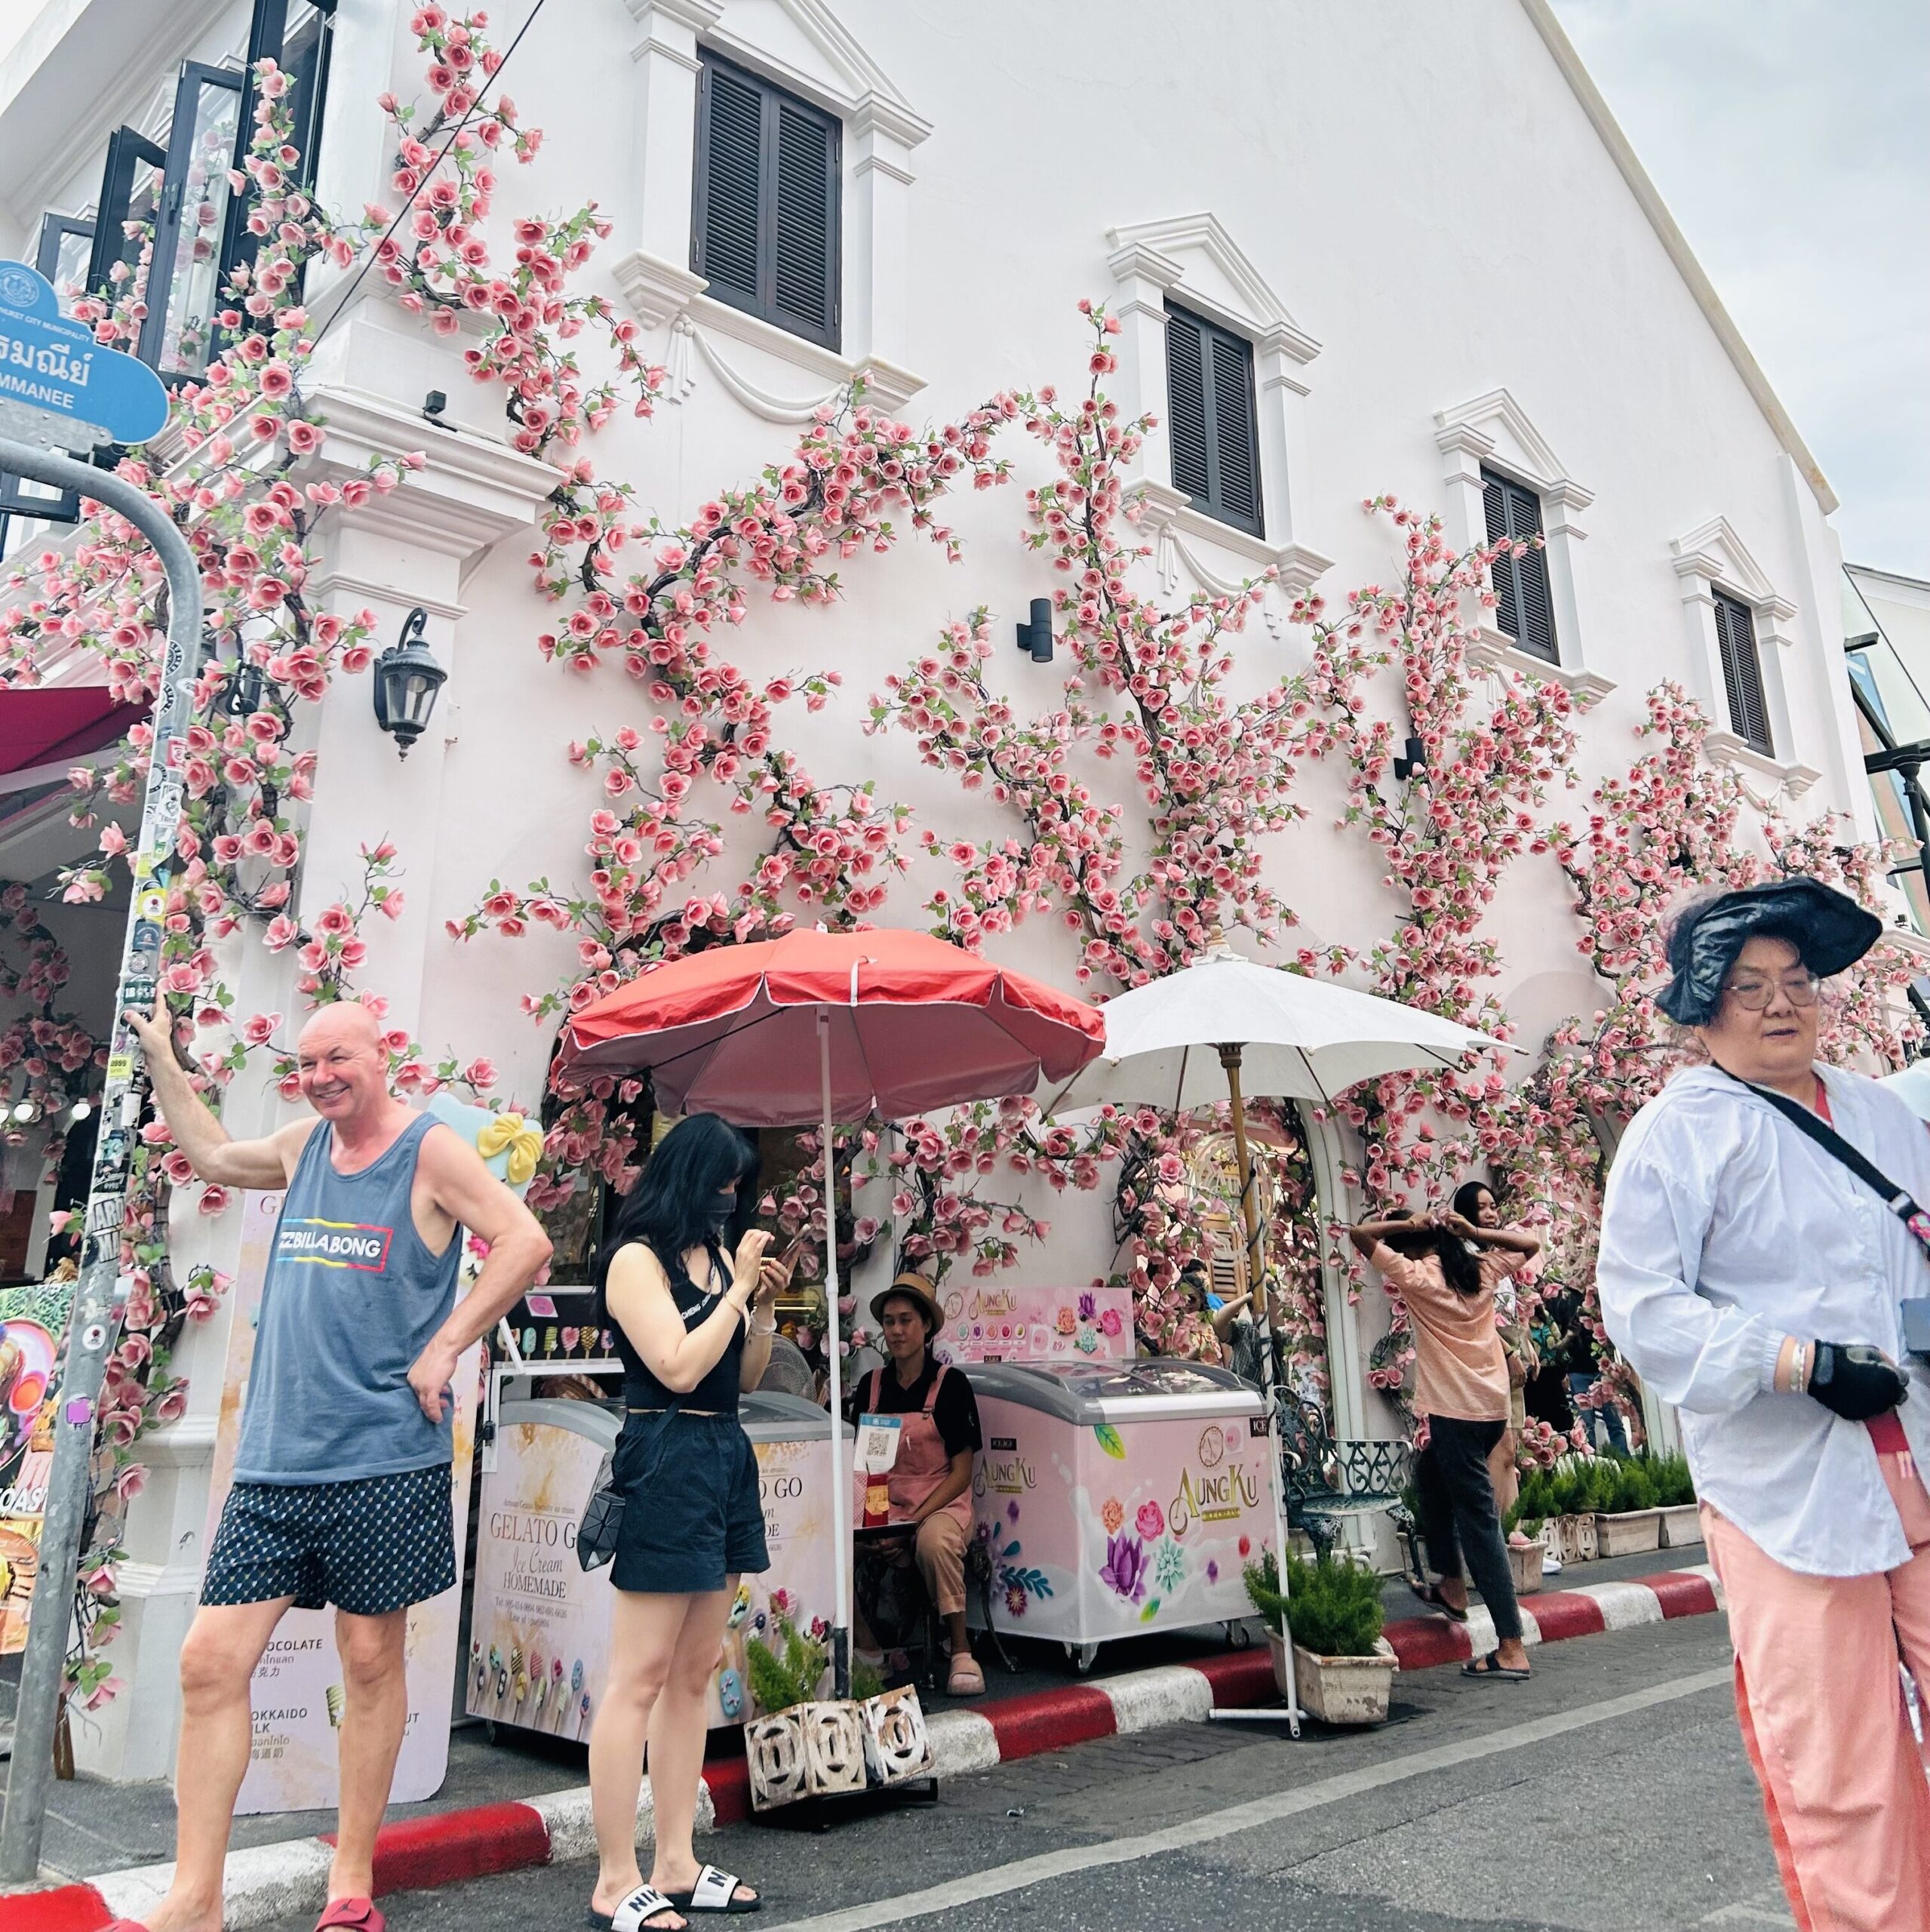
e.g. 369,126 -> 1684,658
610,1410 -> 768,1595
201,1463 -> 456,1617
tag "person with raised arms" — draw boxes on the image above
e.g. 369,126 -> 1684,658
109,995 -> 551,1932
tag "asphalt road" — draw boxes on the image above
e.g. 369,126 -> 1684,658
260,1614 -> 1790,1932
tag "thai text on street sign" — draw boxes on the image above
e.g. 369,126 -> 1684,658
0,261 -> 169,451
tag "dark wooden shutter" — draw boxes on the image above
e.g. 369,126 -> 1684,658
1714,591 -> 1772,753
693,54 -> 840,349
1166,309 -> 1211,503
1164,303 -> 1263,537
1480,467 -> 1557,663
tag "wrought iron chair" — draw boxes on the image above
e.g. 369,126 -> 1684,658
1278,1395 -> 1411,1559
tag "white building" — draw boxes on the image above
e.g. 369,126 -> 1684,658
0,0 -> 1889,1777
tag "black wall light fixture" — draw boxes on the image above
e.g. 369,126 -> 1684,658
217,657 -> 265,719
1391,735 -> 1428,784
371,606 -> 447,758
1014,597 -> 1053,663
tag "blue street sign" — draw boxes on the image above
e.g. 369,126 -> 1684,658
0,260 -> 169,450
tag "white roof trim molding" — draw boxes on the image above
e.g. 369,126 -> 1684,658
1516,0 -> 1836,515
1105,212 -> 1320,366
1670,516 -> 1796,622
699,0 -> 930,146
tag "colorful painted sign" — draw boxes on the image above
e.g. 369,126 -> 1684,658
936,1282 -> 1133,1366
0,260 -> 169,448
203,1189 -> 481,1812
971,1398 -> 1272,1647
469,1401 -> 840,1734
0,1275 -> 76,1651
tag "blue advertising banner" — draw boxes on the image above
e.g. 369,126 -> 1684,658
0,260 -> 169,450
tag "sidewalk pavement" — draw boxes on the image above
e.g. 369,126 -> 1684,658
0,1543 -> 1723,1931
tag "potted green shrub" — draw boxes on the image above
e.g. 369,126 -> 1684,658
1651,1451 -> 1701,1547
1593,1455 -> 1664,1557
1547,1457 -> 1603,1564
1504,1469 -> 1549,1595
1245,1550 -> 1397,1726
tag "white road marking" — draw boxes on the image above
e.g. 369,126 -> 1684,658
764,1665 -> 1736,1932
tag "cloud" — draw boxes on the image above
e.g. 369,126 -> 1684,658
1550,0 -> 1930,576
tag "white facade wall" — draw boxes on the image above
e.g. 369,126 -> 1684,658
0,0 -> 1875,1775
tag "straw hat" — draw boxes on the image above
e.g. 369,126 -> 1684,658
870,1272 -> 944,1337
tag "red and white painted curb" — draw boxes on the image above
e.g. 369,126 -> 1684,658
0,1564 -> 1723,1931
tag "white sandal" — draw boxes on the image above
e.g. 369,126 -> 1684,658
589,1884 -> 685,1931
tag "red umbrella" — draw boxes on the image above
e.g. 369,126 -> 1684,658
556,927 -> 1104,1690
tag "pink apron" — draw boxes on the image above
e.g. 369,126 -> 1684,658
868,1364 -> 975,1531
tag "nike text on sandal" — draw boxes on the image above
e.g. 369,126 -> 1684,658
589,1884 -> 686,1931
1461,1650 -> 1531,1681
316,1901 -> 385,1932
668,1865 -> 761,1914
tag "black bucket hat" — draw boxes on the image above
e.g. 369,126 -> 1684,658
1656,876 -> 1880,1026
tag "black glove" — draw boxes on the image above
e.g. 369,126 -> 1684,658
1808,1341 -> 1909,1422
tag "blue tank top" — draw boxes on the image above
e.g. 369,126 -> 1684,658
234,1115 -> 461,1484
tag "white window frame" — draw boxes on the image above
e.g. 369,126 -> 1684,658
615,0 -> 927,419
1669,515 -> 1818,795
1105,213 -> 1329,608
1436,389 -> 1610,704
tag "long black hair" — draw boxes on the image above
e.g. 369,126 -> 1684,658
1451,1180 -> 1496,1226
1381,1208 -> 1484,1300
594,1112 -> 759,1307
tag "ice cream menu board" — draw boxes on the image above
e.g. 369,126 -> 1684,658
0,1275 -> 75,1651
934,1281 -> 1134,1365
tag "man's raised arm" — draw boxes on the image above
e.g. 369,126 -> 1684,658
125,994 -> 302,1190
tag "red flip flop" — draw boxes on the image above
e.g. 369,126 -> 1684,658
317,1901 -> 386,1932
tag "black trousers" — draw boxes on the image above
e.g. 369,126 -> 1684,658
1415,1414 -> 1523,1642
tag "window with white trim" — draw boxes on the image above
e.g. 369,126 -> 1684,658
1480,466 -> 1557,663
692,52 -> 841,351
1164,302 -> 1262,537
1713,589 -> 1772,755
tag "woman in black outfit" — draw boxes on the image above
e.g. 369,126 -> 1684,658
586,1115 -> 786,1930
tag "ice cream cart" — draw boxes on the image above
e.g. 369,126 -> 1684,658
968,1359 -> 1271,1670
468,1391 -> 853,1734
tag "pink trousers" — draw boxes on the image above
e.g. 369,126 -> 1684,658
1703,1456 -> 1930,1932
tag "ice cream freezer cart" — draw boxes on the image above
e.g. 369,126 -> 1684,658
967,1359 -> 1273,1671
468,1391 -> 853,1735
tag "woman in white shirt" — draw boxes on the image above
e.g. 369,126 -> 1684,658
1598,877 -> 1930,1932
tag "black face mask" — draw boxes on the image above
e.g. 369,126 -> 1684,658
706,1201 -> 736,1239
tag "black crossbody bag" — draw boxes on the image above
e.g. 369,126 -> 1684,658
1724,1070 -> 1930,1355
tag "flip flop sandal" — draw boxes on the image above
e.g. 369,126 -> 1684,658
104,1921 -> 153,1931
947,1655 -> 985,1697
1461,1650 -> 1532,1681
316,1902 -> 385,1932
1404,1572 -> 1468,1623
589,1884 -> 686,1931
665,1865 -> 761,1915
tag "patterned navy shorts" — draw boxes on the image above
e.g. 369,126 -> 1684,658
201,1463 -> 456,1617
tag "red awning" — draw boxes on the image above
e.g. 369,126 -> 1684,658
0,687 -> 145,777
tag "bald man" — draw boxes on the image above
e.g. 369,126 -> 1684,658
119,995 -> 550,1932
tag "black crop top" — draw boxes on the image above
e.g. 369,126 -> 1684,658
610,1239 -> 745,1415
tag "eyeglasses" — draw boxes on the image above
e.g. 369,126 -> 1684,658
1723,972 -> 1821,1011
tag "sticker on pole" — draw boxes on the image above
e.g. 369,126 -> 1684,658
0,260 -> 169,451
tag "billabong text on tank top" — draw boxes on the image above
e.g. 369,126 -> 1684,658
275,1217 -> 396,1271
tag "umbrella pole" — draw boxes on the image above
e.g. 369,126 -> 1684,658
1218,1044 -> 1302,1735
819,1008 -> 853,1700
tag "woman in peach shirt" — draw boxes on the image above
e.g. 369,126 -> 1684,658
1451,1180 -> 1543,1524
1348,1208 -> 1535,1681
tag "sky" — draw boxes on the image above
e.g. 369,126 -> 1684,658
1548,0 -> 1930,579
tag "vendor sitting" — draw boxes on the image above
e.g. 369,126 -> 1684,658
847,1273 -> 985,1697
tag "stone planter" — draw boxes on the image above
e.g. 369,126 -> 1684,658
1658,1503 -> 1703,1549
745,1710 -> 810,1811
860,1684 -> 932,1786
1593,1508 -> 1663,1558
1550,1512 -> 1598,1564
745,1697 -> 870,1810
1507,1539 -> 1544,1595
1270,1630 -> 1397,1726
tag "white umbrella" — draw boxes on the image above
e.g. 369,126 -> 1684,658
1038,938 -> 1514,1730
